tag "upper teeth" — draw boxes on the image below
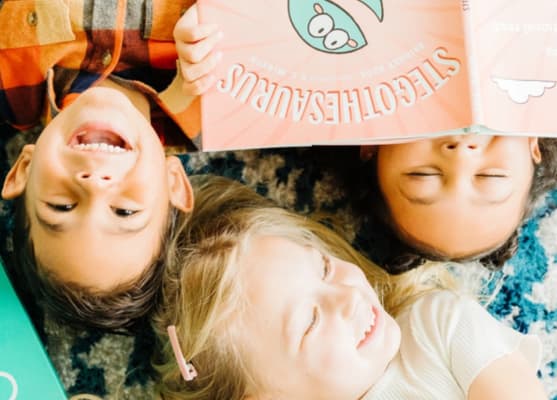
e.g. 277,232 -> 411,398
72,143 -> 128,153
359,311 -> 376,343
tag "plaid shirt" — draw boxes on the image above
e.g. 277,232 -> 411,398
0,0 -> 200,151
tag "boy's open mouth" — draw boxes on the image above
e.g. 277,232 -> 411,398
68,123 -> 133,153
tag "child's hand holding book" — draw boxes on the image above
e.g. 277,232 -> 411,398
174,4 -> 223,97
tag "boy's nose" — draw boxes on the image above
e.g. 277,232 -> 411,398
440,135 -> 491,153
75,171 -> 114,189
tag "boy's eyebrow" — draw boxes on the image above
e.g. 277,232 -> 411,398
34,210 -> 150,235
402,194 -> 436,205
399,187 -> 514,206
115,219 -> 151,235
403,194 -> 512,206
35,211 -> 66,233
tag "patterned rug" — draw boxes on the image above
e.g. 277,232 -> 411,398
1,129 -> 556,399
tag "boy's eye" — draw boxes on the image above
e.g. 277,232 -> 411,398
476,174 -> 507,178
305,307 -> 319,337
112,208 -> 139,217
322,255 -> 331,280
406,172 -> 441,177
47,203 -> 76,212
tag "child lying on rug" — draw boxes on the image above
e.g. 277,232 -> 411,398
0,0 -> 211,331
351,137 -> 557,272
177,5 -> 557,273
151,175 -> 547,400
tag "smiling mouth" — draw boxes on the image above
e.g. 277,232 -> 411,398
357,307 -> 378,349
69,124 -> 133,153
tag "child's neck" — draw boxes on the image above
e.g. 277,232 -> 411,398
98,79 -> 151,122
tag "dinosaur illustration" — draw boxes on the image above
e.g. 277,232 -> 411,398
288,0 -> 384,54
359,0 -> 384,22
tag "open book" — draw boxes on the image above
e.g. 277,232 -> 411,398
198,0 -> 557,151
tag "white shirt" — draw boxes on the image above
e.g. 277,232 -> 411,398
364,291 -> 541,400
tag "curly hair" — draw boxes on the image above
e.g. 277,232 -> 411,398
312,138 -> 557,273
7,195 -> 183,333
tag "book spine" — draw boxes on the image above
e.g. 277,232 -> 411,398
461,0 -> 484,127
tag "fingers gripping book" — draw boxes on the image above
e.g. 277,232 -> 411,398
198,0 -> 557,151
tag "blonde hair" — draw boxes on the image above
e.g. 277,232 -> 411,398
152,175 -> 455,400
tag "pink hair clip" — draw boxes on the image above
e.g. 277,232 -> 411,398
167,325 -> 198,382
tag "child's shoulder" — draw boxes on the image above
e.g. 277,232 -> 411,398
402,290 -> 483,337
409,289 -> 478,315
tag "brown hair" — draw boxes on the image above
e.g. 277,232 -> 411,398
151,175 -> 452,400
8,195 -> 183,333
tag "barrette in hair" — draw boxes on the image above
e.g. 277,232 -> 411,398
167,325 -> 198,381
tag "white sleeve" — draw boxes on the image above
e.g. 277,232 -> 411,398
416,291 -> 542,394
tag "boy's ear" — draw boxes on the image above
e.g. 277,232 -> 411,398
166,156 -> 194,212
529,137 -> 542,164
1,144 -> 34,200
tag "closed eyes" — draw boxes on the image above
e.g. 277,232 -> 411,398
406,172 -> 440,177
404,166 -> 442,177
305,307 -> 319,336
303,254 -> 332,338
476,174 -> 507,178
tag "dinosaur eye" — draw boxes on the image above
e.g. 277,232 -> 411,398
324,29 -> 349,50
308,13 -> 334,38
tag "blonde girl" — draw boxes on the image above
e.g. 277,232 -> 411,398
152,175 -> 545,400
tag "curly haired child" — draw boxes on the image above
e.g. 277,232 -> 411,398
167,7 -> 557,274
344,137 -> 557,273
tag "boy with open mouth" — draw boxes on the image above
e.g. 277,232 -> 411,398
0,0 -> 217,331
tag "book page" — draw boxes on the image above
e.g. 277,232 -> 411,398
198,0 -> 474,150
460,0 -> 483,126
473,0 -> 557,135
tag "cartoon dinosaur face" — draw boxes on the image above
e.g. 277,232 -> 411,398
288,0 -> 383,54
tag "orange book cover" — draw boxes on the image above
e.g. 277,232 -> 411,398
198,0 -> 557,151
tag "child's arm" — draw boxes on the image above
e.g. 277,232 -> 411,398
174,3 -> 223,96
468,351 -> 547,400
158,3 -> 223,140
408,291 -> 546,399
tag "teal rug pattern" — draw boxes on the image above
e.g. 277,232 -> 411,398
1,129 -> 556,399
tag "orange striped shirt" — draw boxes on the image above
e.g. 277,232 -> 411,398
0,0 -> 200,151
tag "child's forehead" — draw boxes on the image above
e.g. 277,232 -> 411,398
241,236 -> 324,287
243,233 -> 320,257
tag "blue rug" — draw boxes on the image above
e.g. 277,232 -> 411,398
1,129 -> 556,399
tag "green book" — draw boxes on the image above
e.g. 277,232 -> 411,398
0,257 -> 67,399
